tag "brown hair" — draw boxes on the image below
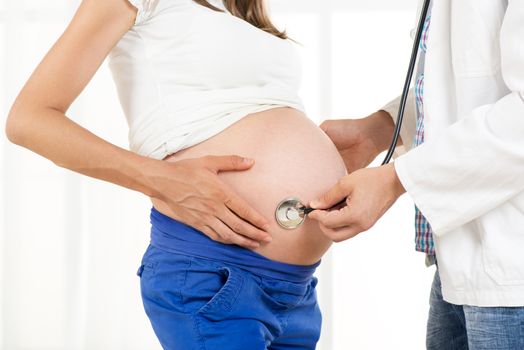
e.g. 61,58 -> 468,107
192,0 -> 288,39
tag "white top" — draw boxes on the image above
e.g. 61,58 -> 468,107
108,0 -> 304,160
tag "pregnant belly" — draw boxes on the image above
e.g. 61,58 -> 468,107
151,107 -> 348,265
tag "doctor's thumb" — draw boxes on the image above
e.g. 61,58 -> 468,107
309,179 -> 350,210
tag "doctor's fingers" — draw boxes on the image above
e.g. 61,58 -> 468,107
308,205 -> 354,229
318,222 -> 362,243
310,177 -> 353,210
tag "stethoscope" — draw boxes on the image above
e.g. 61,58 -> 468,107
275,0 -> 432,229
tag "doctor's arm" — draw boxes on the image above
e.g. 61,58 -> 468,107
320,89 -> 416,173
309,1 -> 524,242
392,1 -> 524,236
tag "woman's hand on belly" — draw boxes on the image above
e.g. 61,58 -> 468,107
147,155 -> 272,249
158,107 -> 349,265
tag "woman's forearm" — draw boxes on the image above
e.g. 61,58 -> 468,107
6,105 -> 273,247
6,106 -> 162,199
4,0 -> 272,248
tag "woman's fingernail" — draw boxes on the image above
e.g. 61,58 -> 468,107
310,200 -> 320,208
263,236 -> 272,243
243,158 -> 254,164
263,224 -> 271,231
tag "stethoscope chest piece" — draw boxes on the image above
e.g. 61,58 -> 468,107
275,197 -> 306,229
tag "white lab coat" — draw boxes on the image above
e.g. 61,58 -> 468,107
382,0 -> 524,306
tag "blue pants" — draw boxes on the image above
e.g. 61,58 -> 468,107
136,244 -> 322,350
427,269 -> 524,350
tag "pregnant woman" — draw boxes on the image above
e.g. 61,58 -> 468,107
4,0 -> 365,348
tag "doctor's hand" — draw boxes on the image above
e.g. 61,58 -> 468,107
321,110 -> 399,173
307,163 -> 405,242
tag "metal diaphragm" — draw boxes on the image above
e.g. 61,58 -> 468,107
275,197 -> 307,229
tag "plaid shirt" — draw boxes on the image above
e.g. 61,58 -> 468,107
413,3 -> 435,259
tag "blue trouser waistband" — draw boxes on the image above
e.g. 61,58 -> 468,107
149,206 -> 320,283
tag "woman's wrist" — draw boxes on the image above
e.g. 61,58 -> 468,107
123,152 -> 171,200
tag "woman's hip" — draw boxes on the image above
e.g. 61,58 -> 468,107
136,243 -> 322,350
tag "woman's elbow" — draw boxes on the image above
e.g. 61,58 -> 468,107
5,110 -> 23,145
5,102 -> 34,146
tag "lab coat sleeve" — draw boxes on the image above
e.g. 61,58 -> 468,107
394,1 -> 524,236
380,88 -> 417,156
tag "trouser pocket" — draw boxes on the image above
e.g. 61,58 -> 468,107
257,276 -> 318,310
136,244 -> 160,279
136,261 -> 156,277
181,257 -> 244,321
137,245 -> 191,312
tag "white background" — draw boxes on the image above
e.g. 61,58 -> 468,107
0,0 -> 435,349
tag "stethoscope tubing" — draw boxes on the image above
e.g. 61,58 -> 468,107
303,0 -> 432,215
381,0 -> 431,165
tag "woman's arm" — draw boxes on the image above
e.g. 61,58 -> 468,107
4,0 -> 271,248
